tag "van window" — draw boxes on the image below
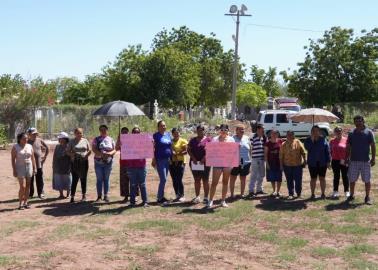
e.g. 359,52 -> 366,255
277,114 -> 288,123
264,114 -> 273,123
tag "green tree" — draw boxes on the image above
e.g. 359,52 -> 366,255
152,26 -> 242,107
0,74 -> 54,138
281,27 -> 378,106
250,65 -> 282,97
236,82 -> 267,107
102,45 -> 146,104
139,47 -> 201,107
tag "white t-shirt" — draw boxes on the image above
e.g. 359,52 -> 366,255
212,136 -> 235,143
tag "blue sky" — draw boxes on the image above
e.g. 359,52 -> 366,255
1,0 -> 377,80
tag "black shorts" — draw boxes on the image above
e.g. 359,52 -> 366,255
231,163 -> 251,176
308,165 -> 327,178
191,166 -> 211,180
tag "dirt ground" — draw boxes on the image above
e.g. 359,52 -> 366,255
1,145 -> 378,270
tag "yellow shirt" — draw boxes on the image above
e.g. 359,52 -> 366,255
172,138 -> 188,163
279,139 -> 306,166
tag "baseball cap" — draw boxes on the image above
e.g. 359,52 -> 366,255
27,127 -> 38,134
57,132 -> 69,139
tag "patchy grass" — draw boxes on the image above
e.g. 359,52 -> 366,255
134,244 -> 161,256
0,255 -> 18,267
343,244 -> 376,257
0,220 -> 40,237
128,219 -> 183,235
276,251 -> 296,262
312,246 -> 338,258
39,251 -> 59,264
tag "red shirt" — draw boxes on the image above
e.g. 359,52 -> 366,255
330,136 -> 347,161
265,139 -> 282,169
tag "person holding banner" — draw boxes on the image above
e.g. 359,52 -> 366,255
229,124 -> 251,199
170,128 -> 188,202
116,127 -> 131,203
126,127 -> 149,207
188,125 -> 212,204
92,125 -> 116,203
207,124 -> 235,208
152,120 -> 172,205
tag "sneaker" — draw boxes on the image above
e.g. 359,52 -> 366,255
270,192 -> 277,197
103,196 -> 110,203
287,195 -> 294,200
310,194 -> 316,200
221,200 -> 229,208
192,196 -> 201,204
40,193 -> 45,199
95,196 -> 102,202
365,197 -> 373,205
206,200 -> 213,209
345,191 -> 350,198
122,197 -> 129,203
18,205 -> 24,210
248,192 -> 256,198
157,197 -> 169,204
346,195 -> 355,202
241,194 -> 248,200
81,195 -> 87,202
276,193 -> 282,198
24,204 -> 31,209
143,202 -> 149,208
331,191 -> 339,198
203,197 -> 209,204
178,197 -> 186,202
320,194 -> 326,200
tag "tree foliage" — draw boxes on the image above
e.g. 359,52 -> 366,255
282,27 -> 378,106
236,82 -> 267,107
250,65 -> 282,97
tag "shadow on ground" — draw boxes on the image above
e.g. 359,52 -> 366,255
255,197 -> 308,211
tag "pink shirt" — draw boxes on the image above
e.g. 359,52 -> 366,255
330,136 -> 347,161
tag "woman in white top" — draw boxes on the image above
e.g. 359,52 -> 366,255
207,124 -> 235,208
11,132 -> 36,210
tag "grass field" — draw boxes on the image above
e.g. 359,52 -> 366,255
0,149 -> 377,270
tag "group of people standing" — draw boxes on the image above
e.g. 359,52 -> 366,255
11,115 -> 375,210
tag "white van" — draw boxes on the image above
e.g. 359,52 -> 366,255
256,110 -> 331,138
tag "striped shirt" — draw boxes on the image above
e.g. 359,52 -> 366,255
251,134 -> 267,160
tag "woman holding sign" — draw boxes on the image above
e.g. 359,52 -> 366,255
152,120 -> 172,205
207,124 -> 235,208
188,125 -> 212,204
170,128 -> 188,202
126,127 -> 149,207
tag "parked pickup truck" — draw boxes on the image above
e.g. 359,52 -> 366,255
254,110 -> 332,138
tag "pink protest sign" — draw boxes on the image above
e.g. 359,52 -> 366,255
120,133 -> 154,160
205,142 -> 239,167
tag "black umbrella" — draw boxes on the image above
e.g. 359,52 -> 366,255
92,100 -> 145,133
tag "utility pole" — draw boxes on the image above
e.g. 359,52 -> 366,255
225,5 -> 251,120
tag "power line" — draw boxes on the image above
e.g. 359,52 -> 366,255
245,23 -> 323,33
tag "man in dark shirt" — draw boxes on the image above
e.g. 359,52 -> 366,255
27,128 -> 49,199
346,116 -> 376,205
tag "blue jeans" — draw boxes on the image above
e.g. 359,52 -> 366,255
127,167 -> 147,204
156,158 -> 170,200
283,165 -> 303,196
94,160 -> 113,197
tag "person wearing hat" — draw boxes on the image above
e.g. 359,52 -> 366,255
52,132 -> 72,198
27,127 -> 49,199
329,127 -> 350,198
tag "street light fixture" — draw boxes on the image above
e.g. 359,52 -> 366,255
225,4 -> 251,120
